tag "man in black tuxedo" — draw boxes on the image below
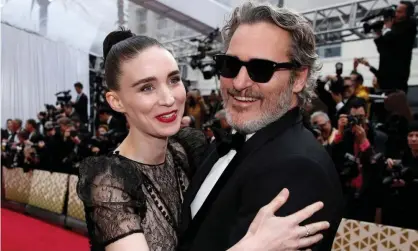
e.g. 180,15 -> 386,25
374,1 -> 416,93
73,82 -> 88,123
1,119 -> 14,141
25,119 -> 43,144
63,103 -> 81,122
98,108 -> 126,133
179,3 -> 343,251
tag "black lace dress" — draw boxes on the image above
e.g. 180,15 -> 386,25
77,128 -> 207,251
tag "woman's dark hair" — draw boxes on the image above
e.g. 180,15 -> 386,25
103,28 -> 163,91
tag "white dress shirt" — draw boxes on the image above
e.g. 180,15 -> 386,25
191,133 -> 254,218
336,102 -> 344,111
14,128 -> 22,143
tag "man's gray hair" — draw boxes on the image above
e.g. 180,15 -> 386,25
310,111 -> 330,124
222,1 -> 321,107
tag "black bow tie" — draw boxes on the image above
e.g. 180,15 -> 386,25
213,128 -> 246,158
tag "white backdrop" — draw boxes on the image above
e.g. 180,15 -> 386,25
1,23 -> 89,125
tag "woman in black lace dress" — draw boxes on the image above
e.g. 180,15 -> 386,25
77,30 -> 329,251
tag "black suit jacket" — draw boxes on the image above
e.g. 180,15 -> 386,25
374,18 -> 417,92
178,108 -> 344,251
29,131 -> 43,144
1,129 -> 12,140
74,93 -> 88,123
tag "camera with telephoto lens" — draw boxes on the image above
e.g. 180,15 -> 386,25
44,104 -> 62,122
55,90 -> 72,107
328,62 -> 345,95
340,153 -> 360,182
335,62 -> 343,77
362,5 -> 397,34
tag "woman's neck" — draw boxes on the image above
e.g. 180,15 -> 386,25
117,128 -> 168,165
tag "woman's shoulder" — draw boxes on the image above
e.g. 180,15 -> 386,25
77,154 -> 144,197
78,154 -> 122,178
169,127 -> 208,177
171,127 -> 207,149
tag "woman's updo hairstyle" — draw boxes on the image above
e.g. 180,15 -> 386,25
103,28 -> 163,91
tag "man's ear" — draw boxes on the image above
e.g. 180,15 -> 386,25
105,91 -> 126,113
292,68 -> 309,94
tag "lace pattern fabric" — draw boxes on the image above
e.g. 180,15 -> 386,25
77,127 -> 207,251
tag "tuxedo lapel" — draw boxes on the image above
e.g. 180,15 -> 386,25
181,108 -> 303,242
180,143 -> 219,234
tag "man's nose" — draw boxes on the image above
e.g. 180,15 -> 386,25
232,67 -> 253,91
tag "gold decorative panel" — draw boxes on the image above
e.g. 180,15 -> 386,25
2,167 -> 32,204
67,175 -> 86,221
28,170 -> 68,214
332,218 -> 418,251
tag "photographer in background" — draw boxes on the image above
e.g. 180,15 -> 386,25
1,119 -> 15,142
351,61 -> 370,101
185,89 -> 208,129
332,98 -> 387,222
202,109 -> 232,143
60,123 -> 89,173
98,107 -> 126,133
12,119 -> 23,143
316,63 -> 359,127
310,111 -> 338,150
374,1 -> 417,93
72,117 -> 89,138
73,82 -> 88,123
37,112 -> 47,135
381,91 -> 413,158
63,103 -> 80,122
25,119 -> 43,144
331,77 -> 358,121
88,125 -> 111,155
2,130 -> 27,169
383,120 -> 418,229
37,121 -> 62,171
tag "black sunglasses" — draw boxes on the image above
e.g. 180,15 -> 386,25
213,54 -> 301,83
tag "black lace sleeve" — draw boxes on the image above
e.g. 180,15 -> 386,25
170,127 -> 208,178
77,156 -> 147,246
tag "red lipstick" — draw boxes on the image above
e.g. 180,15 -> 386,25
155,110 -> 178,123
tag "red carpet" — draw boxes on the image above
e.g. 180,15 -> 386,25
1,208 -> 89,251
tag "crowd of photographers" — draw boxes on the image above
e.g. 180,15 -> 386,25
305,1 -> 418,230
1,82 -> 128,174
308,57 -> 418,231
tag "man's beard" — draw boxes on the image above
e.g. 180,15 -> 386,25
222,81 -> 294,134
